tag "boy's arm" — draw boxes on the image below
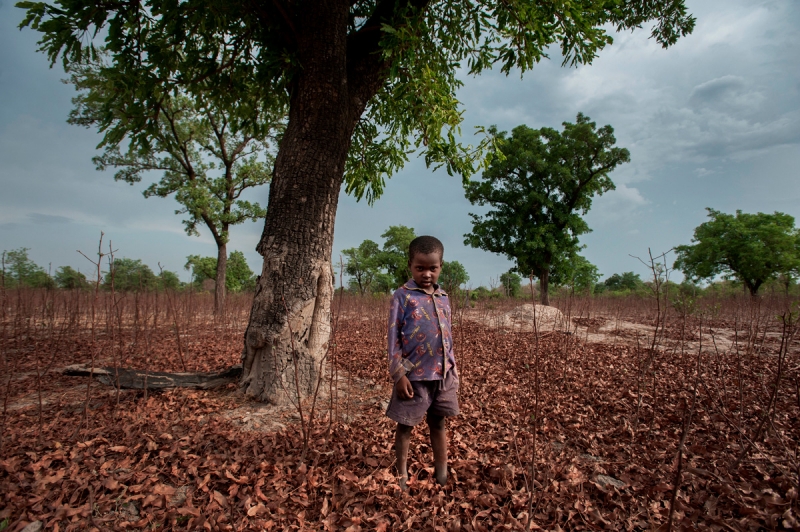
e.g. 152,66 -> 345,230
442,293 -> 458,377
388,293 -> 415,383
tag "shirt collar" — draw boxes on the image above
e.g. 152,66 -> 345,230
404,279 -> 447,296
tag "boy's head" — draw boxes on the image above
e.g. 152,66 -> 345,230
408,236 -> 444,290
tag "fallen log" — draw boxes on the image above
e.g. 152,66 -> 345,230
63,364 -> 242,390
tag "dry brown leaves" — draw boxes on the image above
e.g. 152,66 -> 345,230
1,294 -> 799,531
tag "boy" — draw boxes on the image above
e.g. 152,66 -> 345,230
386,235 -> 459,491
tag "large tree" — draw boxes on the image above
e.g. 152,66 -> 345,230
20,0 -> 694,403
67,60 -> 280,314
674,209 -> 800,297
464,115 -> 629,305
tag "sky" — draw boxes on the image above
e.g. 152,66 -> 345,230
1,0 -> 799,287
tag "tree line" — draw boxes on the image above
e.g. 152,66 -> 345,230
0,248 -> 256,293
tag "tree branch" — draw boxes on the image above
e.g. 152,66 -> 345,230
346,0 -> 433,113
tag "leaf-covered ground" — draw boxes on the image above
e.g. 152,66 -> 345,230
1,291 -> 799,530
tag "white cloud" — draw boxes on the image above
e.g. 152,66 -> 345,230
695,167 -> 715,177
587,184 -> 649,225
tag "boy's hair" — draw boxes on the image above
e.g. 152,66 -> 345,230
408,236 -> 444,262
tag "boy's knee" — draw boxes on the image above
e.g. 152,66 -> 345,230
426,414 -> 445,431
396,423 -> 413,436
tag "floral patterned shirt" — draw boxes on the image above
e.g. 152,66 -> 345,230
387,280 -> 456,383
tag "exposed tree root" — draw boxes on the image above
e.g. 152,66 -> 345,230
63,364 -> 241,390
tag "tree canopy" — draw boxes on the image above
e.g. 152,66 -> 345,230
674,209 -> 800,297
66,58 -> 279,312
19,0 -> 693,203
464,114 -> 629,305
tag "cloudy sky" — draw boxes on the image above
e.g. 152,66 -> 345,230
1,0 -> 799,287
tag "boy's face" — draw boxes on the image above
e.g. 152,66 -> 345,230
408,252 -> 442,292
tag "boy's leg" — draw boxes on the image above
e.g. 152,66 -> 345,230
427,414 -> 448,486
395,423 -> 413,491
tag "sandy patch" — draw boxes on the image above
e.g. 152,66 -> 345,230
464,304 -> 569,332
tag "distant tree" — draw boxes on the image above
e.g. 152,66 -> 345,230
106,258 -> 157,292
464,115 -> 630,305
157,269 -> 183,291
185,255 -> 218,287
773,273 -> 798,296
345,227 -> 464,293
3,248 -> 53,288
603,272 -> 643,292
225,251 -> 256,293
440,260 -> 469,294
185,251 -> 255,293
470,286 -> 500,300
380,226 -> 417,288
371,274 -> 397,295
500,271 -> 522,298
550,254 -> 601,294
342,240 -> 382,295
674,209 -> 800,297
66,59 -> 281,313
55,265 -> 89,289
28,270 -> 55,289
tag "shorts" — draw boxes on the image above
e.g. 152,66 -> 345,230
386,369 -> 460,426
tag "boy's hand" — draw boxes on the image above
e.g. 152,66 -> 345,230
395,375 -> 414,399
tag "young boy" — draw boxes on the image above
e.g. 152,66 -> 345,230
386,235 -> 459,491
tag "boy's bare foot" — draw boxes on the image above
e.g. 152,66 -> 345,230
398,475 -> 409,492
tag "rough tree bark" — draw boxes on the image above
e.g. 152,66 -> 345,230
240,0 -> 394,403
215,241 -> 227,314
539,268 -> 551,307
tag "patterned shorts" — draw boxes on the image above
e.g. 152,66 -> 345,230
386,370 -> 460,426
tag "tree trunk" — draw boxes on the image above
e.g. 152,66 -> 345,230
745,278 -> 761,298
215,242 -> 227,314
240,1 -> 362,404
539,268 -> 551,306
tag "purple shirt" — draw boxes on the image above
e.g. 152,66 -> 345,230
387,280 -> 456,383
